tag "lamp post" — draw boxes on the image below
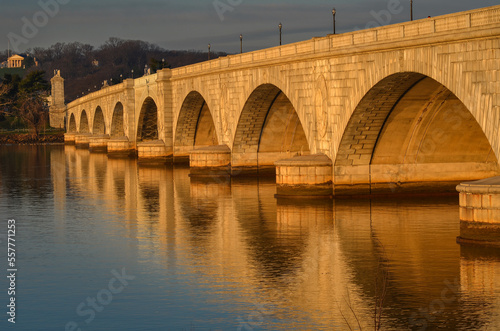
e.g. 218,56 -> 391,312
332,8 -> 336,34
279,22 -> 282,45
411,0 -> 413,21
162,58 -> 165,69
240,34 -> 243,53
208,44 -> 211,60
131,69 -> 134,79
120,74 -> 123,82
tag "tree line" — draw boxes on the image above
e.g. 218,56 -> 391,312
0,38 -> 227,135
1,38 -> 227,102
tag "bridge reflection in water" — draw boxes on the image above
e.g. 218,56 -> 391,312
48,145 -> 500,329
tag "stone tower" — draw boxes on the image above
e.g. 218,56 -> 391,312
49,70 -> 66,129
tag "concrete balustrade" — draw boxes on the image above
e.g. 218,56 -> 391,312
457,177 -> 500,246
275,155 -> 333,198
107,137 -> 134,158
189,145 -> 231,177
64,133 -> 76,145
89,135 -> 110,153
137,140 -> 170,165
74,133 -> 91,149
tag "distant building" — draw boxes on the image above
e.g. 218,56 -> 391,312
8,54 -> 25,68
92,59 -> 99,67
0,61 -> 7,68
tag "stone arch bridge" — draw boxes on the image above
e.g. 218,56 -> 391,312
57,5 -> 500,196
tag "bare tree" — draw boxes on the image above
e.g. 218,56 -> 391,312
17,94 -> 48,137
0,83 -> 11,108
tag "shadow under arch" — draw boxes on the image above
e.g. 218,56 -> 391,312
68,113 -> 77,133
93,106 -> 106,135
137,97 -> 158,142
110,102 -> 125,137
334,72 -> 500,195
232,84 -> 310,174
174,91 -> 218,159
79,110 -> 89,133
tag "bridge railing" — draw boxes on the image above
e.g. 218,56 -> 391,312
67,81 -> 131,108
171,5 -> 500,78
133,73 -> 158,87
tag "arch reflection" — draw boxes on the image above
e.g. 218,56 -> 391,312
56,146 -> 500,330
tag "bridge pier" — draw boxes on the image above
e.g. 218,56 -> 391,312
275,155 -> 333,198
107,137 -> 134,158
89,135 -> 110,153
74,133 -> 91,149
457,177 -> 500,247
137,140 -> 171,165
189,145 -> 231,177
64,133 -> 76,145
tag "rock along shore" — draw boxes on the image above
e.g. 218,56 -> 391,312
0,133 -> 65,145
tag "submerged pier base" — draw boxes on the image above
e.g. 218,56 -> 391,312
457,177 -> 500,246
64,133 -> 76,145
274,154 -> 333,198
74,133 -> 91,149
107,137 -> 134,158
89,135 -> 110,153
189,145 -> 231,177
137,140 -> 171,165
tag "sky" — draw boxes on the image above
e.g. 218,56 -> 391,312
1,0 -> 499,54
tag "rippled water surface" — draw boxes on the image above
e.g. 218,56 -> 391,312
0,145 -> 499,330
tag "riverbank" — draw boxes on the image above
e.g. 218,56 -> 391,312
0,132 -> 64,144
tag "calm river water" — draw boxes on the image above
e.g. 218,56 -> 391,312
0,145 -> 499,330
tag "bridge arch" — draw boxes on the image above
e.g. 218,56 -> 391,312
68,114 -> 77,133
174,91 -> 219,157
334,72 -> 500,194
92,106 -> 106,135
110,102 -> 125,137
232,84 -> 310,172
79,110 -> 89,133
137,97 -> 158,142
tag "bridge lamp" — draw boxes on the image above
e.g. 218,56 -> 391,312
131,69 -> 134,79
120,74 -> 123,82
208,44 -> 211,60
410,0 -> 413,21
110,78 -> 113,85
332,8 -> 336,34
162,58 -> 165,69
240,34 -> 243,54
279,22 -> 282,45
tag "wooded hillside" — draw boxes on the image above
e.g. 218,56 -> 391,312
1,38 -> 227,102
